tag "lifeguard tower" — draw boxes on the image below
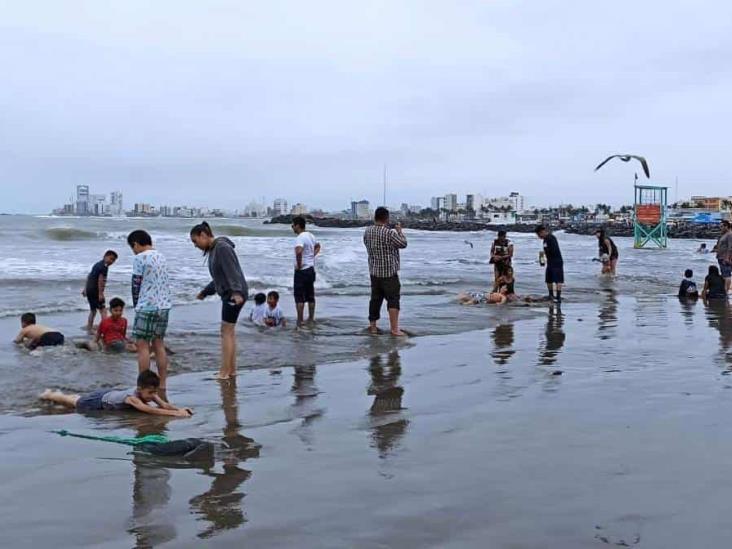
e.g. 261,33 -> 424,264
633,184 -> 668,248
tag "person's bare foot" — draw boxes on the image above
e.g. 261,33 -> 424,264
390,330 -> 407,337
215,372 -> 231,381
40,389 -> 53,400
367,326 -> 379,335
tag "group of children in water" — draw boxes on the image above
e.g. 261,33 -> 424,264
15,226 -> 292,418
678,266 -> 728,301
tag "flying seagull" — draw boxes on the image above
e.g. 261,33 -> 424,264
594,155 -> 650,179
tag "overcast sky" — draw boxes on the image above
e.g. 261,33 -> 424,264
2,0 -> 732,213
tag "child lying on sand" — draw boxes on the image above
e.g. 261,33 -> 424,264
40,370 -> 192,417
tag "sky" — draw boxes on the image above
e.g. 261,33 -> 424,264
2,0 -> 732,213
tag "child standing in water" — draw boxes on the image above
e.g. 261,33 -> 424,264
40,370 -> 192,417
83,250 -> 118,332
127,230 -> 172,390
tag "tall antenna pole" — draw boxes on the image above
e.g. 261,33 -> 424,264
675,176 -> 678,204
383,164 -> 387,206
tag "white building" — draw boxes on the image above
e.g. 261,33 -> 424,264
273,198 -> 289,216
509,192 -> 525,213
485,211 -> 517,224
75,185 -> 90,215
431,196 -> 444,211
351,199 -> 371,220
291,203 -> 308,216
90,194 -> 107,216
244,201 -> 267,217
444,193 -> 458,212
109,191 -> 124,216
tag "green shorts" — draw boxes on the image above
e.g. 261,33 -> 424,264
132,309 -> 170,342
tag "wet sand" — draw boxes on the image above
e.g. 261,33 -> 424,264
3,295 -> 732,547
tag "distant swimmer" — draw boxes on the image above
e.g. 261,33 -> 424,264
464,240 -> 474,249
594,229 -> 619,275
697,243 -> 709,254
14,312 -> 64,350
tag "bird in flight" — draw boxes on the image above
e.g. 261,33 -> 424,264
594,155 -> 650,178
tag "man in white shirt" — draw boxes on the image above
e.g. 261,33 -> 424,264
292,216 -> 322,325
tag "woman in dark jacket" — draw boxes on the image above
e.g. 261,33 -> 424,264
191,222 -> 248,380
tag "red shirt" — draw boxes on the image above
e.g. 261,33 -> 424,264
97,316 -> 127,345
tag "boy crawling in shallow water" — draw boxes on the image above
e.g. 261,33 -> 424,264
40,370 -> 192,417
14,313 -> 65,350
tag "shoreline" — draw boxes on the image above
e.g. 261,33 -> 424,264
4,294 -> 732,546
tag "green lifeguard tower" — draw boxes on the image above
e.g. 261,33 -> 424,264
633,184 -> 668,248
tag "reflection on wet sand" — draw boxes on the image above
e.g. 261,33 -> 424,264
367,351 -> 408,458
597,288 -> 618,340
491,323 -> 516,365
290,365 -> 323,447
704,300 -> 732,367
190,379 -> 260,539
678,297 -> 698,326
127,381 -> 260,545
129,418 -> 176,549
538,306 -> 565,366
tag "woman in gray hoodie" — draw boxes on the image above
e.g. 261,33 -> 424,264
191,222 -> 248,380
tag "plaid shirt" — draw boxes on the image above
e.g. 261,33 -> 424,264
363,224 -> 408,278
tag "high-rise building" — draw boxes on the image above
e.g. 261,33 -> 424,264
109,191 -> 124,216
291,203 -> 308,216
444,193 -> 458,212
273,198 -> 289,216
351,199 -> 371,220
90,194 -> 107,216
431,196 -> 444,211
509,192 -> 525,213
76,185 -> 90,215
466,194 -> 475,212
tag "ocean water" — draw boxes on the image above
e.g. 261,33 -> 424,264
0,214 -> 719,414
4,215 -> 732,546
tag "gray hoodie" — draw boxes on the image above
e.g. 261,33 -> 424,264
200,237 -> 248,300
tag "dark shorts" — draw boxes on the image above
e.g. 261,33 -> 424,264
294,268 -> 316,304
105,340 -> 127,353
719,259 -> 732,279
87,294 -> 105,311
369,275 -> 401,321
545,264 -> 565,284
75,389 -> 108,412
222,298 -> 246,324
28,331 -> 65,350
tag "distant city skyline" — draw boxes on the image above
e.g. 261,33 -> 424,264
4,2 -> 732,213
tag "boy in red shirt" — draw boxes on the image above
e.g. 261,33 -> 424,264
96,297 -> 136,353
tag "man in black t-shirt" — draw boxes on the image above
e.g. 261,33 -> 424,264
535,225 -> 564,303
83,250 -> 118,332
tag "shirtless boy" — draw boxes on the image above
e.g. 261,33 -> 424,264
14,313 -> 65,350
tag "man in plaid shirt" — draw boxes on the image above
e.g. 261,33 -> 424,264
363,207 -> 408,336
